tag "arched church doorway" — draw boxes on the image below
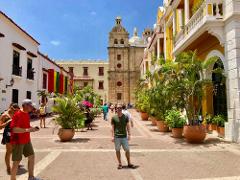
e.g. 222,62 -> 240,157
212,59 -> 227,116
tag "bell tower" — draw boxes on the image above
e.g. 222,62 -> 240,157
108,17 -> 130,104
108,17 -> 146,105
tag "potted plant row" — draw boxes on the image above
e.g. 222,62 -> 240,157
135,51 -> 226,143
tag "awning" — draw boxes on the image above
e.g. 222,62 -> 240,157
0,32 -> 5,37
27,51 -> 37,58
12,43 -> 26,51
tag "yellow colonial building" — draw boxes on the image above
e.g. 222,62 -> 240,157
141,0 -> 240,142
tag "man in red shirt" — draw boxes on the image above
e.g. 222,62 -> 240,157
10,99 -> 40,180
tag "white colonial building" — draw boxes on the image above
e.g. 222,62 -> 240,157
0,11 -> 70,113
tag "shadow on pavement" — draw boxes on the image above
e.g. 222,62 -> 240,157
146,124 -> 155,127
129,143 -> 139,147
122,165 -> 140,170
173,137 -> 232,147
54,138 -> 90,143
17,167 -> 27,175
150,129 -> 160,132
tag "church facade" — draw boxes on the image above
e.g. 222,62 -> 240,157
108,17 -> 151,105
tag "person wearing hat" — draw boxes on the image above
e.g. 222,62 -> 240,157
10,99 -> 40,180
111,104 -> 135,169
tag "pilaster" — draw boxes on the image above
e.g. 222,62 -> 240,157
224,18 -> 240,142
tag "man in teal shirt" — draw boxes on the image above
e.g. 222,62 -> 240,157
102,103 -> 109,121
111,104 -> 134,169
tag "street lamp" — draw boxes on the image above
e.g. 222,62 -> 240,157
6,78 -> 14,88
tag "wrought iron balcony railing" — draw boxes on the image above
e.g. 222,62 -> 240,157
27,70 -> 34,80
12,65 -> 22,76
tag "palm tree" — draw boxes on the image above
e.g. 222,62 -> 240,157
174,50 -> 219,125
37,90 -> 50,104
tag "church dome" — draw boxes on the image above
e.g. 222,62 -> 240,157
111,26 -> 127,33
129,28 -> 144,46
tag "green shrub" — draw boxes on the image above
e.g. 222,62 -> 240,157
165,109 -> 186,128
212,115 -> 227,127
205,114 -> 213,124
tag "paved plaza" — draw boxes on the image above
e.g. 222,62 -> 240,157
1,110 -> 240,180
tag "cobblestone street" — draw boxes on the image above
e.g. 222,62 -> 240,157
1,110 -> 240,180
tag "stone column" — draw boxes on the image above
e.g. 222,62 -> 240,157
184,0 -> 190,24
178,9 -> 183,30
173,10 -> 176,36
224,17 -> 240,142
163,23 -> 167,60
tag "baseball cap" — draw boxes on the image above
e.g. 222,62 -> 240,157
32,103 -> 36,108
22,99 -> 33,106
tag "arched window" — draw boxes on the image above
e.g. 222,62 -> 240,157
120,39 -> 124,44
114,39 -> 118,44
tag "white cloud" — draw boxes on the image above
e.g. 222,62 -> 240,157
50,40 -> 61,46
90,11 -> 97,16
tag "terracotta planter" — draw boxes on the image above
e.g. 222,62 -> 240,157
217,126 -> 225,138
148,116 -> 152,121
183,125 -> 206,143
209,124 -> 217,131
58,128 -> 75,142
172,128 -> 183,138
140,112 -> 149,121
203,124 -> 209,133
156,120 -> 169,132
151,117 -> 157,126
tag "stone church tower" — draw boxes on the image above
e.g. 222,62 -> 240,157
108,17 -> 147,104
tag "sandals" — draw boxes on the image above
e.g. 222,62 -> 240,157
117,164 -> 123,169
117,164 -> 135,169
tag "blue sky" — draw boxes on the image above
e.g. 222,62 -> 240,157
0,0 -> 162,60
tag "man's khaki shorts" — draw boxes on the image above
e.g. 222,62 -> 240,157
12,142 -> 34,161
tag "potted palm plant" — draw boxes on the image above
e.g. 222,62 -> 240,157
174,51 -> 219,143
165,109 -> 186,138
52,96 -> 85,142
